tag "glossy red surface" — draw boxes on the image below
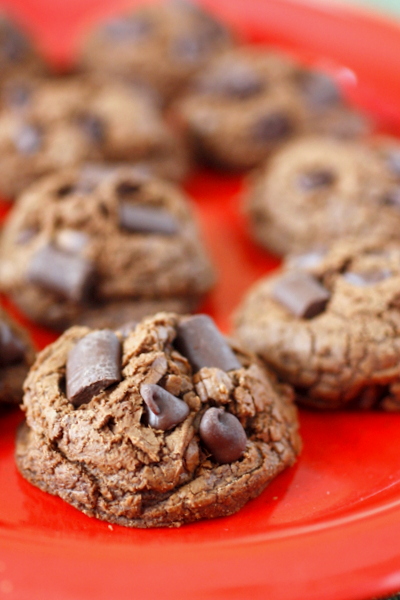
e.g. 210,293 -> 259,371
1,1 -> 400,599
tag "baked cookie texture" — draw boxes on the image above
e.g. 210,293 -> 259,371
0,76 -> 188,199
234,238 -> 400,410
0,307 -> 34,405
78,1 -> 233,104
15,312 -> 301,528
174,47 -> 370,170
0,14 -> 46,84
0,168 -> 215,330
245,136 -> 400,256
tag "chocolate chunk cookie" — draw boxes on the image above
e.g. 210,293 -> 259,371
0,14 -> 46,84
0,168 -> 215,330
235,238 -> 400,410
0,308 -> 34,404
174,47 -> 370,170
245,135 -> 400,255
16,312 -> 300,527
78,1 -> 233,104
0,76 -> 188,199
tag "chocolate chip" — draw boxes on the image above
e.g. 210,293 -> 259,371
15,227 -> 38,245
78,114 -> 105,144
253,113 -> 293,142
297,170 -> 335,191
0,321 -> 25,366
56,184 -> 75,198
66,330 -> 122,407
199,407 -> 247,463
14,124 -> 42,154
140,383 -> 189,430
386,150 -> 400,178
197,64 -> 265,99
382,188 -> 400,209
343,269 -> 391,286
119,202 -> 180,235
26,244 -> 95,303
175,315 -> 241,373
297,71 -> 341,109
272,271 -> 330,319
103,16 -> 152,41
55,229 -> 89,254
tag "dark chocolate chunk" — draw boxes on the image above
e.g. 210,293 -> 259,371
198,65 -> 264,99
175,314 -> 241,373
386,150 -> 400,178
78,114 -> 105,144
297,71 -> 341,109
26,244 -> 95,303
0,321 -> 26,366
103,16 -> 152,41
14,124 -> 42,154
343,269 -> 391,287
119,202 -> 180,235
140,383 -> 189,430
382,188 -> 400,209
297,169 -> 335,191
199,407 -> 247,463
253,113 -> 293,142
272,271 -> 330,319
66,330 -> 122,407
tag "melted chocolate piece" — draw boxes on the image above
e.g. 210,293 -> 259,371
140,383 -> 189,430
26,244 -> 95,303
253,113 -> 293,142
272,271 -> 330,319
298,71 -> 341,109
175,315 -> 241,373
103,16 -> 152,41
119,202 -> 180,235
343,269 -> 391,287
0,321 -> 25,366
14,124 -> 42,154
66,330 -> 122,407
382,188 -> 400,209
197,64 -> 264,99
199,407 -> 247,464
78,114 -> 105,144
297,170 -> 335,191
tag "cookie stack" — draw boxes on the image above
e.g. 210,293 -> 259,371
0,1 -> 392,529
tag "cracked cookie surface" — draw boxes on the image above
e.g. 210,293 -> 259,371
235,238 -> 400,409
0,168 -> 215,330
15,312 -> 300,528
174,47 -> 370,170
0,75 -> 188,199
245,136 -> 400,255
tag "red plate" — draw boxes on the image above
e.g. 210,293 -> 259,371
1,1 -> 400,599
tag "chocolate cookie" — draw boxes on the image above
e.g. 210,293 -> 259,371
235,238 -> 400,410
0,168 -> 215,330
0,308 -> 34,405
0,76 -> 188,199
174,47 -> 370,170
245,136 -> 400,255
0,14 -> 46,84
16,312 -> 300,527
78,1 -> 233,104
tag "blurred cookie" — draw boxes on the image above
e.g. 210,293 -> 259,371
78,1 -> 233,103
0,308 -> 34,405
174,47 -> 370,170
0,168 -> 215,329
245,136 -> 400,256
235,238 -> 400,410
16,312 -> 300,527
0,76 -> 188,199
0,14 -> 46,84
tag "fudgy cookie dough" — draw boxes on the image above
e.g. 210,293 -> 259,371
174,47 -> 370,170
235,238 -> 400,410
0,308 -> 34,405
245,136 -> 400,256
0,14 -> 46,84
0,75 -> 188,199
16,312 -> 301,527
78,1 -> 233,104
0,168 -> 215,330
